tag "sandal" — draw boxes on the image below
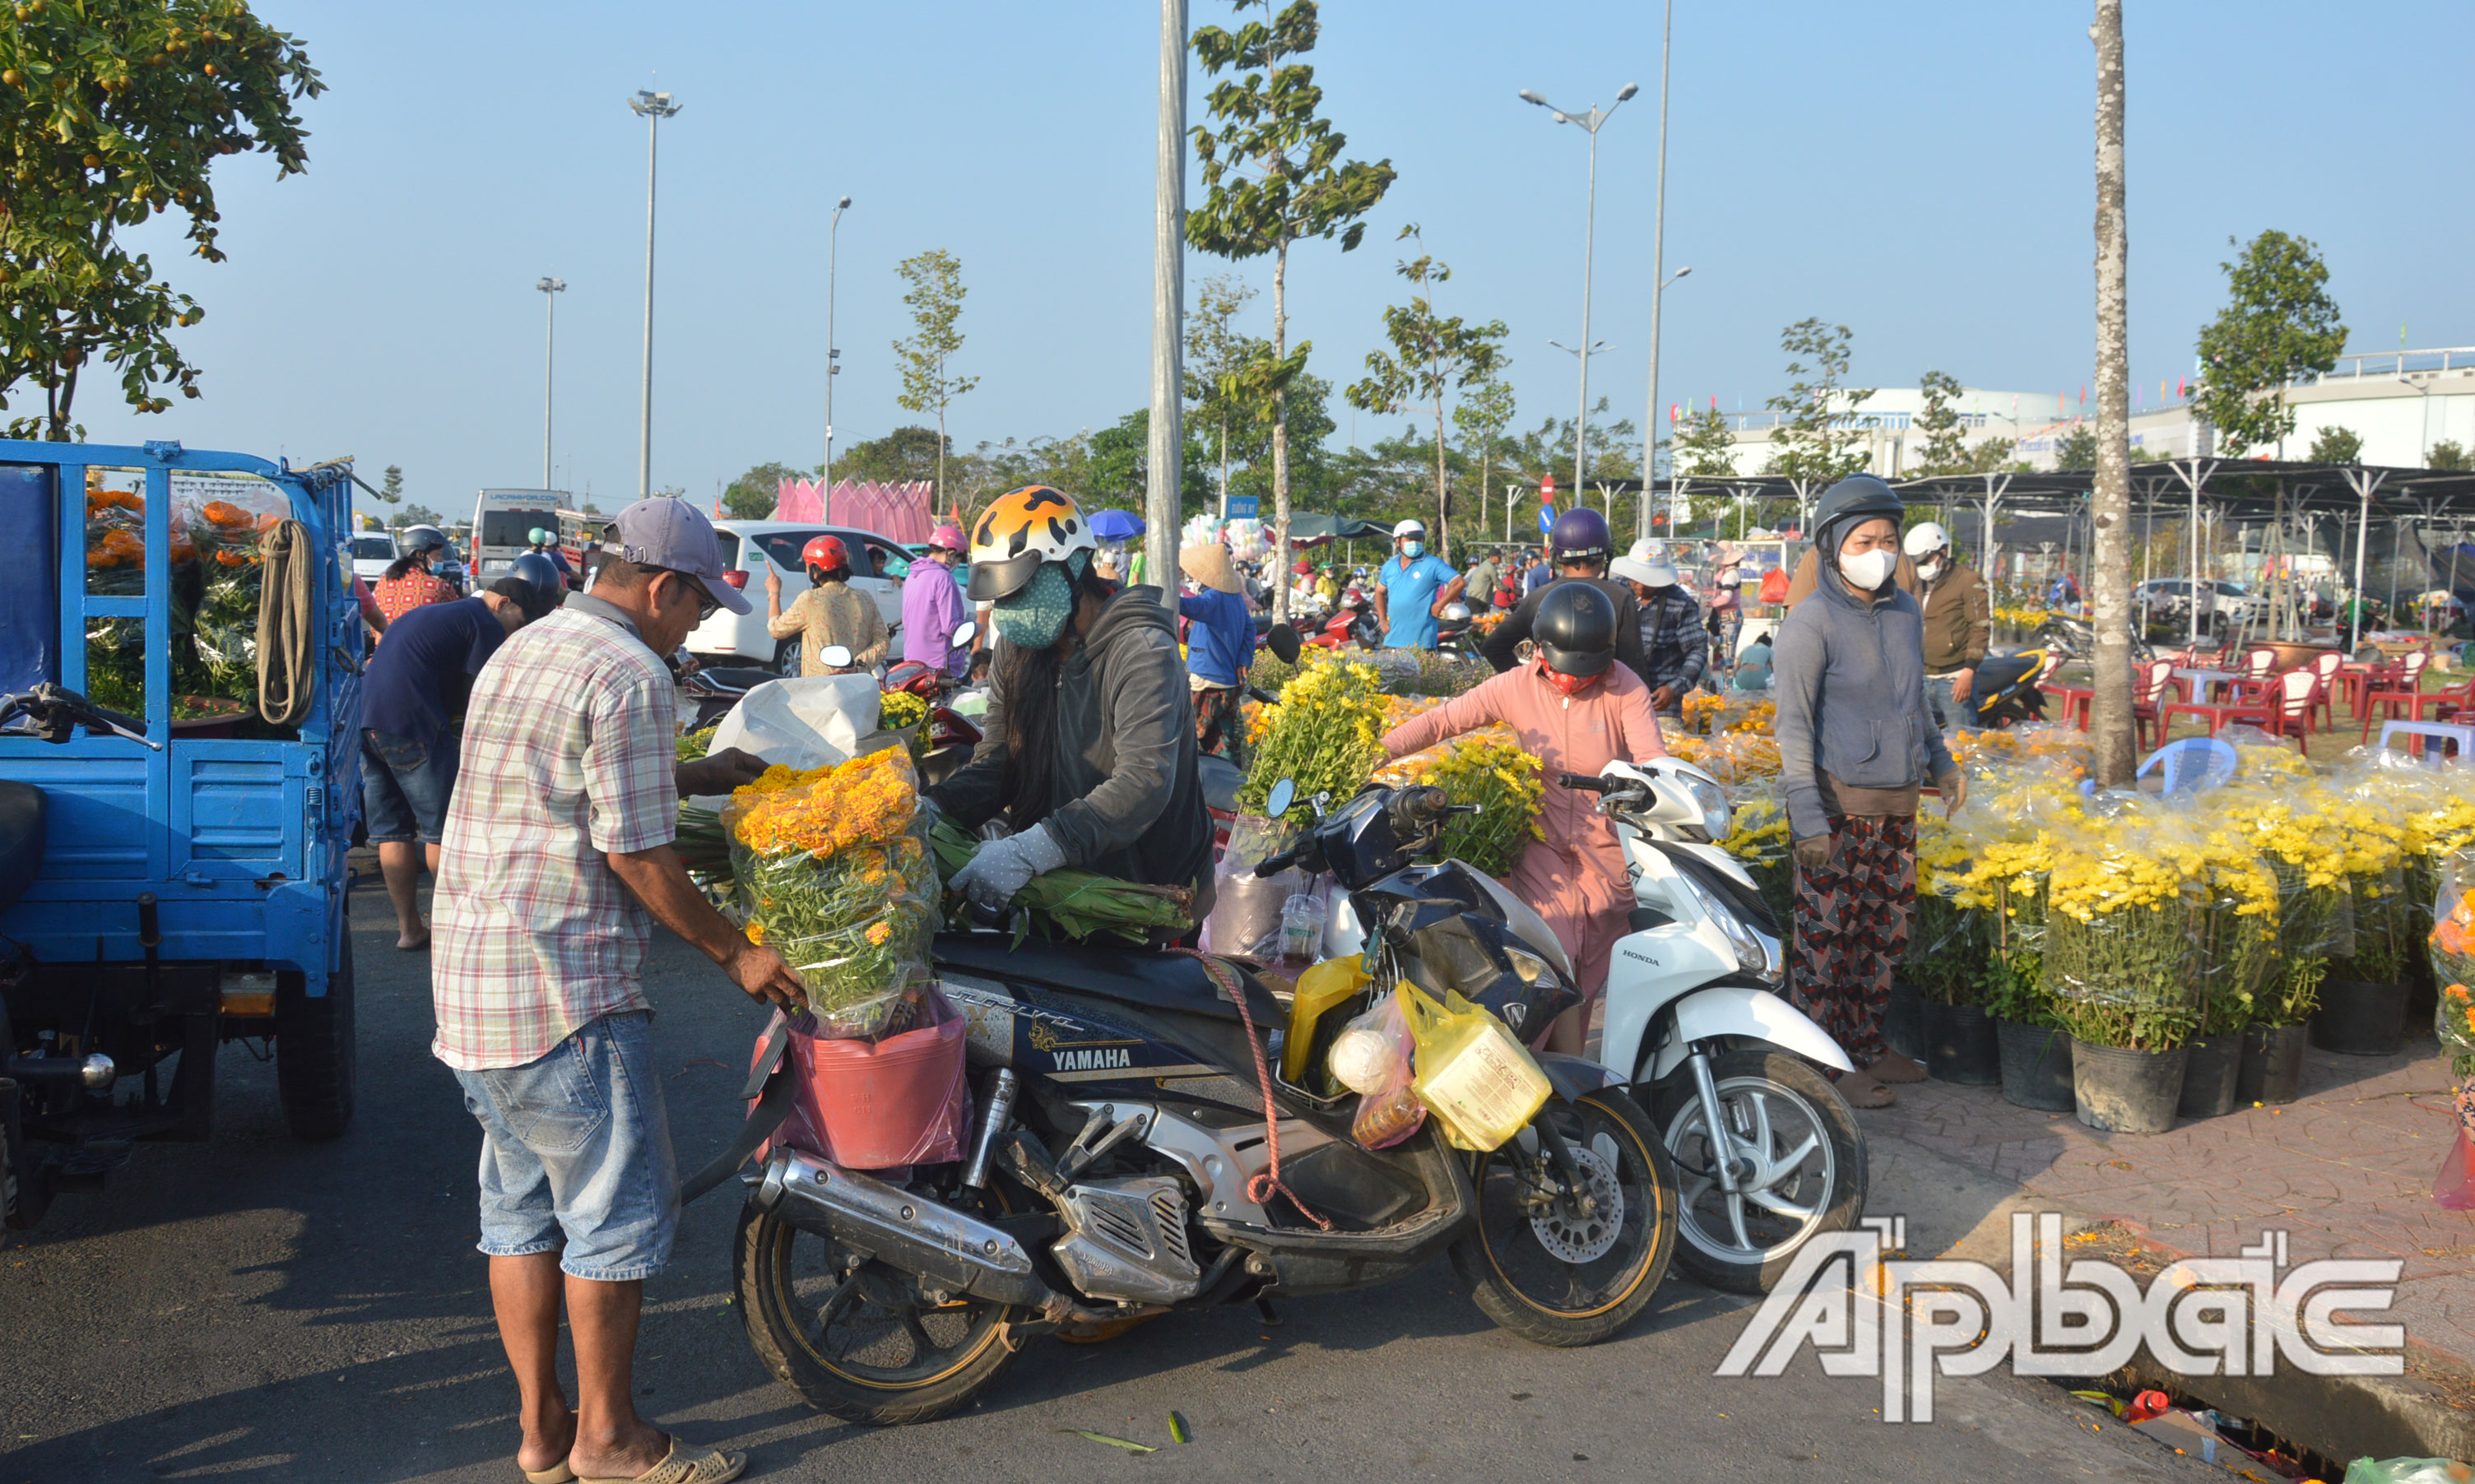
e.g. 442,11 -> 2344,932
1866,1051 -> 1926,1084
1833,1070 -> 1894,1109
578,1438 -> 746,1484
522,1463 -> 576,1484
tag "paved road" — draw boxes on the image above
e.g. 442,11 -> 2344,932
1,877 -> 2222,1483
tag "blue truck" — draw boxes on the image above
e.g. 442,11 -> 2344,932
0,439 -> 361,1229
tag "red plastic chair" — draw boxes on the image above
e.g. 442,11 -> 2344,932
2359,650 -> 2434,739
2131,659 -> 2180,750
2305,649 -> 2345,730
2158,661 -> 2292,744
2224,669 -> 2323,756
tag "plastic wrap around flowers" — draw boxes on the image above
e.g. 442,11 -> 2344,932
724,749 -> 940,1038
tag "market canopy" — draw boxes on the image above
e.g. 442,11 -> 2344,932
1645,461 -> 2475,519
1087,508 -> 1145,541
1283,513 -> 1393,545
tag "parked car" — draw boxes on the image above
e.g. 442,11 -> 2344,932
686,520 -> 914,671
2134,577 -> 2270,633
347,531 -> 397,586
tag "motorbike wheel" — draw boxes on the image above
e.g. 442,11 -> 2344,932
735,1199 -> 1024,1425
1450,1087 -> 1678,1347
276,939 -> 355,1141
1650,1050 -> 1867,1294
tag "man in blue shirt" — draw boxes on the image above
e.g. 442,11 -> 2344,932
1178,541 -> 1257,763
360,579 -> 555,948
1372,519 -> 1466,649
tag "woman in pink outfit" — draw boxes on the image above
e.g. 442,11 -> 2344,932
1378,582 -> 1667,1055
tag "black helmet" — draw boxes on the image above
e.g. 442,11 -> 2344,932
1535,581 -> 1616,677
1812,475 -> 1904,546
400,524 -> 448,557
1549,506 -> 1611,565
507,551 -> 566,608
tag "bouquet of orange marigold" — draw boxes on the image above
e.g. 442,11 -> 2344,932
724,748 -> 940,1037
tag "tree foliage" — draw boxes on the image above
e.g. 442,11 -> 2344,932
723,461 -> 806,521
838,425 -> 946,488
1343,226 -> 1504,560
2428,439 -> 2468,472
2306,423 -> 2363,466
1669,403 -> 1737,479
0,0 -> 323,438
892,248 -> 977,504
1911,371 -> 2013,477
377,464 -> 402,505
1762,318 -> 1874,485
2194,230 -> 2347,455
1184,272 -> 1266,503
1451,367 -> 1517,537
2050,423 -> 2099,471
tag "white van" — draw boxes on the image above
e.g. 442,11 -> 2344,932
686,519 -> 913,670
470,488 -> 568,585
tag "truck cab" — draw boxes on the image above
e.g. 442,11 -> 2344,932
0,440 -> 361,1229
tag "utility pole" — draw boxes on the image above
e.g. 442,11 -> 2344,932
1522,82 -> 1636,499
1145,0 -> 1187,605
536,276 -> 565,489
824,196 -> 851,488
629,90 -> 681,501
1641,0 -> 1674,543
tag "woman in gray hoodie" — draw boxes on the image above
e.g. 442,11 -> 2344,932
1772,475 -> 1966,1108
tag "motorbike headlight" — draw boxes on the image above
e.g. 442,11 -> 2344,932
1675,869 -> 1771,981
1505,944 -> 1563,991
1687,777 -> 1731,838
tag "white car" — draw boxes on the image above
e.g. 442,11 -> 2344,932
685,519 -> 915,670
2134,577 -> 2270,632
348,532 -> 397,586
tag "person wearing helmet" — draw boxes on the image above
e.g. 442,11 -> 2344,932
1380,580 -> 1669,1054
1774,475 -> 1965,1109
527,525 -> 574,583
901,522 -> 973,679
1479,508 -> 1648,679
1609,539 -> 1707,715
1903,521 -> 1990,729
762,533 -> 888,675
1371,518 -> 1466,649
1783,518 -> 1918,610
374,525 -> 460,628
930,487 -> 1211,917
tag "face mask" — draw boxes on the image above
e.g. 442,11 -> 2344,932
1918,557 -> 1946,581
1537,657 -> 1604,698
1841,549 -> 1897,591
993,561 -> 1075,649
1400,541 -> 1424,559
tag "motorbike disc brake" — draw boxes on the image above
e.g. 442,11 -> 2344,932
1527,1138 -> 1625,1264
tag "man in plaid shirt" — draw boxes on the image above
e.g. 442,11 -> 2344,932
434,497 -> 800,1484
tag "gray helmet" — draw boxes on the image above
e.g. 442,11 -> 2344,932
400,524 -> 448,556
506,551 -> 566,610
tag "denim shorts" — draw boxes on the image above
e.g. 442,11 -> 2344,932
453,1011 -> 679,1282
361,727 -> 457,845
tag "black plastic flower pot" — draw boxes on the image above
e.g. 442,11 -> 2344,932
1994,1018 -> 2075,1111
1922,1000 -> 2000,1086
2176,1034 -> 2241,1120
2236,1023 -> 2307,1106
2070,1040 -> 2187,1134
1885,980 -> 1927,1063
2309,978 -> 2408,1057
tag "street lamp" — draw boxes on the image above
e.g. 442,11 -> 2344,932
824,195 -> 851,487
1549,336 -> 1609,517
2398,375 -> 2436,467
1522,81 -> 1637,500
536,277 -> 565,490
1651,265 -> 1691,536
628,89 -> 681,501
1639,0 -> 1677,543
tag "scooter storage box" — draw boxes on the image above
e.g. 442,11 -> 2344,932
769,987 -> 970,1171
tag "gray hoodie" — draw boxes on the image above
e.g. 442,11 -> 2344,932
930,585 -> 1214,895
1772,500 -> 1956,842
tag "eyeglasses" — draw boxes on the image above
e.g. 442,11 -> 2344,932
644,567 -> 722,621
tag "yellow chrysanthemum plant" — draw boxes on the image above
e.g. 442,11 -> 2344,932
1238,660 -> 1391,819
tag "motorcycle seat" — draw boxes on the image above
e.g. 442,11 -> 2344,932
0,781 -> 45,916
935,931 -> 1283,1027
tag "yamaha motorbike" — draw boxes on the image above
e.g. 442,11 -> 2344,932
726,781 -> 1679,1426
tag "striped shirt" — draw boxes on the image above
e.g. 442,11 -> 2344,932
430,595 -> 678,1070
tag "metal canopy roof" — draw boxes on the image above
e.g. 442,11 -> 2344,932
1648,461 -> 2475,519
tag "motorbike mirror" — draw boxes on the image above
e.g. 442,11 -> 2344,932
1514,638 -> 1537,665
951,619 -> 978,648
1267,622 -> 1303,665
820,644 -> 854,669
1266,777 -> 1296,820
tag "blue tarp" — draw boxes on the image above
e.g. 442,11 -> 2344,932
0,465 -> 56,692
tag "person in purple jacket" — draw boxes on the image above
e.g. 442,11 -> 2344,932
902,523 -> 971,677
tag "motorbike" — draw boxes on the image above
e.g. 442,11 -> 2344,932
726,779 -> 1679,1426
1967,648 -> 2051,730
871,622 -> 984,788
1553,758 -> 1867,1292
1436,601 -> 1478,655
1306,587 -> 1382,652
2037,612 -> 2154,666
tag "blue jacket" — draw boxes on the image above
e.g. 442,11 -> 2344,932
1178,588 -> 1253,687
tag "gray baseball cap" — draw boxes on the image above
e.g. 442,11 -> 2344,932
597,498 -> 751,614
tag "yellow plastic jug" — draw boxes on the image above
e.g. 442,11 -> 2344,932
1398,983 -> 1552,1152
1282,957 -> 1372,1084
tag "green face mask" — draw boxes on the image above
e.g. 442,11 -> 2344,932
993,562 -> 1075,649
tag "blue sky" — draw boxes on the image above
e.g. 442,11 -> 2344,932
63,0 -> 2475,524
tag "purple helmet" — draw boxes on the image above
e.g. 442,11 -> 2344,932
1549,506 -> 1612,565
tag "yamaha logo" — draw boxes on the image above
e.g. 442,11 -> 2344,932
1052,1047 -> 1135,1072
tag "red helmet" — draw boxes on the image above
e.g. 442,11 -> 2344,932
801,534 -> 849,573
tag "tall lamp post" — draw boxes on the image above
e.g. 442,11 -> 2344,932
536,276 -> 564,489
824,195 -> 851,487
628,89 -> 681,500
1521,81 -> 1636,498
1145,0 -> 1186,610
1639,0 -> 1676,542
1648,265 -> 1690,534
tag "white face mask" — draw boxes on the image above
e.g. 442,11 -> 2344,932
1918,556 -> 1946,581
1841,548 -> 1897,591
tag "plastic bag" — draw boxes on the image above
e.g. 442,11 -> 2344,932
759,989 -> 971,1171
2342,1458 -> 2475,1484
2434,1127 -> 2475,1212
726,748 -> 940,1037
709,674 -> 881,772
1200,814 -> 1304,958
1337,994 -> 1427,1150
1400,982 -> 1550,1152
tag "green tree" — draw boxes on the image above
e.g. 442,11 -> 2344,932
2428,439 -> 2468,471
892,248 -> 977,504
0,0 -> 323,438
1189,0 -> 1395,619
1762,318 -> 1874,489
839,425 -> 946,487
400,503 -> 443,528
1226,369 -> 1339,517
1184,272 -> 1265,510
1343,226 -> 1505,562
723,461 -> 806,521
1085,409 -> 1215,515
1451,367 -> 1517,542
1912,371 -> 1972,474
2306,424 -> 2363,466
2194,230 -> 2347,456
1669,403 -> 1737,479
2050,423 -> 2099,471
378,464 -> 403,506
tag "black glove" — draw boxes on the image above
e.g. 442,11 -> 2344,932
1793,834 -> 1832,871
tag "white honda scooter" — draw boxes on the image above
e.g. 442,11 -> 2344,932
1558,758 -> 1867,1295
